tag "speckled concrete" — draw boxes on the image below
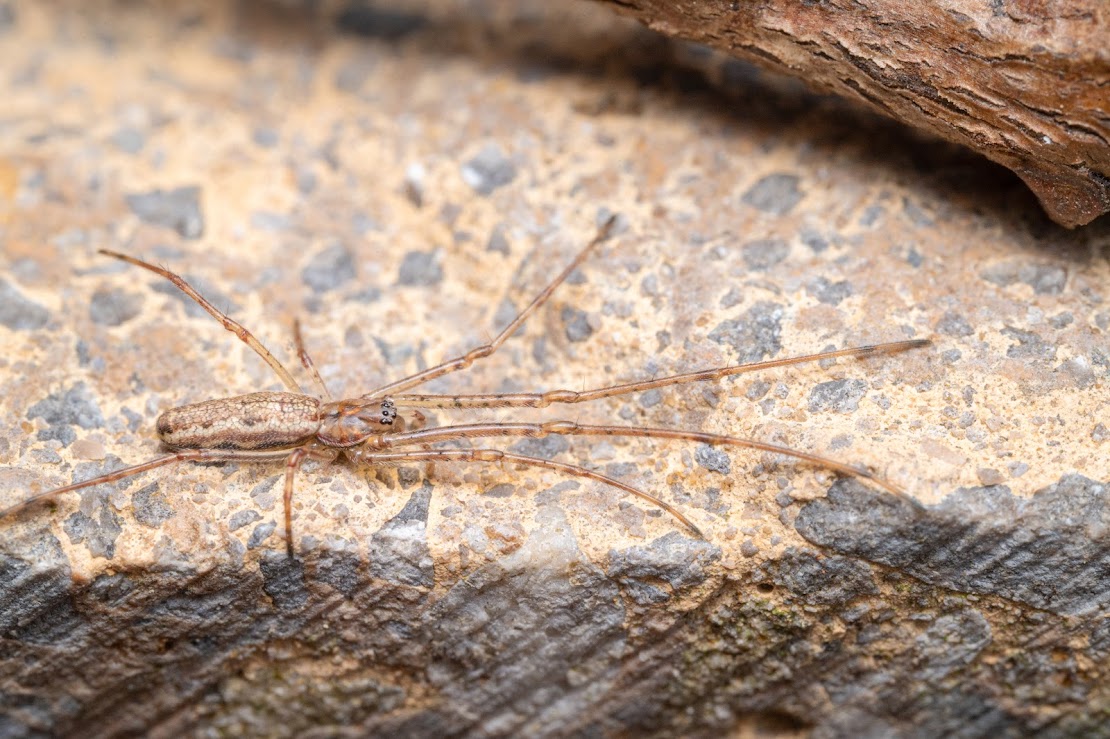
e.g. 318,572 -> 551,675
0,0 -> 1108,736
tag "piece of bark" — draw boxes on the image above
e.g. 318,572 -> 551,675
594,0 -> 1110,228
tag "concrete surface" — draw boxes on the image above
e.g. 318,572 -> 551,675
0,0 -> 1107,736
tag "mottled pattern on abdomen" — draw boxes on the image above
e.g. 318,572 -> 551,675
157,392 -> 321,450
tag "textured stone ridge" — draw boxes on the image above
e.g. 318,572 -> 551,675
4,475 -> 1110,736
796,475 -> 1110,616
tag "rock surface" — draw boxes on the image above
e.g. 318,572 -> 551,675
0,1 -> 1107,736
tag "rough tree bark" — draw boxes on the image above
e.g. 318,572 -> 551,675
594,0 -> 1110,228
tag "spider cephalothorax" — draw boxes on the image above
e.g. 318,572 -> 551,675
315,398 -> 424,447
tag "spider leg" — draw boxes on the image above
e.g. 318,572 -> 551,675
391,339 -> 931,410
366,421 -> 921,506
294,318 -> 332,399
1,448 -> 297,521
364,216 -> 618,398
284,448 -> 309,558
358,447 -> 704,537
99,249 -> 303,393
280,445 -> 340,557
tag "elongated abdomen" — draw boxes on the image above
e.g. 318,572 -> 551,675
157,392 -> 321,450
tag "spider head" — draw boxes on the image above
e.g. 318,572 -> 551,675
317,397 -> 424,447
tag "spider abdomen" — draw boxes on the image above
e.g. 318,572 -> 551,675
157,392 -> 321,450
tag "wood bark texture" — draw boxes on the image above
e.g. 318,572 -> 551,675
595,0 -> 1110,227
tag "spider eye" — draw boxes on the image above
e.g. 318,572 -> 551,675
379,400 -> 397,425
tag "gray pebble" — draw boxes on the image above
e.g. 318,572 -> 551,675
1022,264 -> 1068,295
228,509 -> 263,531
532,335 -> 547,365
64,505 -> 122,559
89,288 -> 142,326
980,262 -> 1066,295
935,311 -> 974,337
486,223 -> 510,254
373,337 -> 414,366
1058,357 -> 1095,389
26,383 -> 104,446
352,213 -> 378,236
247,521 -> 277,549
397,250 -> 443,286
800,229 -> 828,253
1001,326 -> 1056,361
252,127 -> 279,148
302,242 -> 355,293
638,389 -> 663,408
708,301 -> 784,364
606,462 -> 638,478
461,144 -> 516,196
562,306 -> 593,342
859,204 -> 886,228
0,279 -> 49,330
31,448 -> 62,464
745,380 -> 771,401
509,434 -> 570,460
1048,312 -> 1074,329
484,483 -> 515,498
719,287 -> 743,308
808,378 -> 868,414
808,277 -> 853,306
656,330 -> 672,352
695,444 -> 731,475
125,186 -> 204,239
398,466 -> 422,488
741,239 -> 790,271
348,285 -> 381,304
110,127 -> 145,154
741,173 -> 803,215
132,483 -> 174,527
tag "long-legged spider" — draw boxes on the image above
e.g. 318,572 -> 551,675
2,217 -> 929,556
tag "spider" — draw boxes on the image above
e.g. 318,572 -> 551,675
2,216 -> 928,556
